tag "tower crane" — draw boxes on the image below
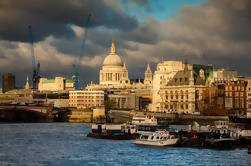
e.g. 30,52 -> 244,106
28,25 -> 40,90
72,14 -> 91,90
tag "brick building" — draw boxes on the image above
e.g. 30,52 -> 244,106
2,73 -> 15,93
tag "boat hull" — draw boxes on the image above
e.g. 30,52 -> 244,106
133,138 -> 179,147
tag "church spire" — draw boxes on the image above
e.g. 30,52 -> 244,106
123,62 -> 127,70
110,38 -> 116,54
146,63 -> 151,72
25,75 -> 29,89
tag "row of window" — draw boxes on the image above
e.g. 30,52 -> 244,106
174,77 -> 188,83
165,90 -> 189,94
225,86 -> 245,91
69,100 -> 104,103
165,95 -> 189,100
70,104 -> 103,107
164,104 -> 189,110
70,96 -> 104,99
225,92 -> 244,97
70,94 -> 104,96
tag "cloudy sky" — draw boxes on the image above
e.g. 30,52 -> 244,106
0,0 -> 251,88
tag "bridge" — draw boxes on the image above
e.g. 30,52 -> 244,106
0,105 -> 49,115
0,105 -> 70,122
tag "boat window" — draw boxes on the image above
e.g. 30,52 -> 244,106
156,136 -> 159,139
151,136 -> 154,140
142,135 -> 149,139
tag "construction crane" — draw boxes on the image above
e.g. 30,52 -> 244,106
28,25 -> 40,90
72,14 -> 91,90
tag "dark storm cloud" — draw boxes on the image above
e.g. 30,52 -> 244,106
0,0 -> 138,42
159,0 -> 251,75
175,0 -> 251,42
1,0 -> 251,88
50,25 -> 142,57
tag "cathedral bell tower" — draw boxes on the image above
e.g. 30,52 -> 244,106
144,64 -> 153,87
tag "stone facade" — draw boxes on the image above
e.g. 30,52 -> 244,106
38,77 -> 74,92
157,61 -> 207,114
151,61 -> 186,112
69,90 -> 104,107
245,78 -> 251,118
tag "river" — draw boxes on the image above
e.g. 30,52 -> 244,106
0,123 -> 250,166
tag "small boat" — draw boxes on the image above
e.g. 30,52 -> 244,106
133,131 -> 179,147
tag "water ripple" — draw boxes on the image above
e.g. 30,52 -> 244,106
0,123 -> 250,166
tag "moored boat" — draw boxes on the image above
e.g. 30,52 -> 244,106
133,131 -> 179,147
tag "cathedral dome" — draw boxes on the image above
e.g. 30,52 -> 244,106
103,54 -> 123,66
103,39 -> 123,67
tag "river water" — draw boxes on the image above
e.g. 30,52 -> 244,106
0,123 -> 250,166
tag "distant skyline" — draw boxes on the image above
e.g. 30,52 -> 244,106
0,0 -> 251,88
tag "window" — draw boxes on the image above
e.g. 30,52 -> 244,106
186,104 -> 188,109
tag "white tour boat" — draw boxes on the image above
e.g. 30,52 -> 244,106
133,131 -> 179,147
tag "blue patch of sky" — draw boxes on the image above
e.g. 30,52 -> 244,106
124,0 -> 206,22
